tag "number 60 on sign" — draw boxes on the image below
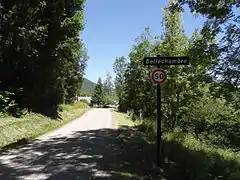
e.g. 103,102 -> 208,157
151,68 -> 167,85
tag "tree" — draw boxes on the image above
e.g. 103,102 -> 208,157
113,56 -> 128,111
114,0 -> 221,132
178,0 -> 240,100
120,3 -> 190,128
125,28 -> 154,117
91,78 -> 104,106
178,0 -> 239,19
103,72 -> 114,104
0,0 -> 88,117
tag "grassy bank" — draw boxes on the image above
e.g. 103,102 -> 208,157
114,112 -> 240,180
164,132 -> 240,180
0,102 -> 89,149
114,111 -> 137,128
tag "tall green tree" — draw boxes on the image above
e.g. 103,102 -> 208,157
178,0 -> 240,101
0,0 -> 87,116
103,72 -> 115,105
125,28 -> 154,118
156,2 -> 189,130
103,72 -> 113,97
112,0 -> 239,152
115,0 -> 220,131
91,78 -> 104,106
113,56 -> 128,111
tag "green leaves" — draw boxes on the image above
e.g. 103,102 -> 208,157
180,97 -> 240,149
179,0 -> 238,19
113,56 -> 128,111
91,78 -> 105,106
0,0 -> 87,116
112,0 -> 239,151
0,91 -> 20,116
181,0 -> 240,90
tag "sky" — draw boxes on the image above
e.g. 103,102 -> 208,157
82,0 -> 206,83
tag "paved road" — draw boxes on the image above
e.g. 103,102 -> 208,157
0,108 -> 119,180
0,108 -> 161,180
39,108 -> 116,140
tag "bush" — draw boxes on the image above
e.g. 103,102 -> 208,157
79,99 -> 89,105
164,132 -> 240,180
136,119 -> 240,180
179,97 -> 240,150
0,91 -> 22,117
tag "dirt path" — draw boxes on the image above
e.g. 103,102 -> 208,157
0,109 -> 164,180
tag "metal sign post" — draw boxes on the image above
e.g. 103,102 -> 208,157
144,55 -> 189,167
156,65 -> 162,167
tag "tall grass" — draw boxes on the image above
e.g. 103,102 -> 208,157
139,119 -> 240,180
164,132 -> 240,180
115,113 -> 240,180
0,102 -> 88,149
113,111 -> 138,128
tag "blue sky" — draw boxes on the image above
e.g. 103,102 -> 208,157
82,0 -> 206,83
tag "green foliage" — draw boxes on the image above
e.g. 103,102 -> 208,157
81,78 -> 96,95
113,56 -> 128,111
179,97 -> 240,150
178,0 -> 239,19
0,91 -> 15,113
180,0 -> 240,92
90,73 -> 117,107
79,91 -> 92,97
0,0 -> 88,116
0,91 -> 22,117
113,0 -> 239,156
115,112 -> 240,180
0,102 -> 88,149
91,78 -> 104,106
102,72 -> 117,105
164,132 -> 240,180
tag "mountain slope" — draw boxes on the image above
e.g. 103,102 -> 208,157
81,78 -> 96,94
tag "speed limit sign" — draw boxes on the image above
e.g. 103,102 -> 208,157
151,68 -> 167,84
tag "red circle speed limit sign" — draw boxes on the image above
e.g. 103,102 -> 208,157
151,68 -> 167,84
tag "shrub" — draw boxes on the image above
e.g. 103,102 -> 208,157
164,132 -> 240,180
0,91 -> 22,116
179,97 -> 240,150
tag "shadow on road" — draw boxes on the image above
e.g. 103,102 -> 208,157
0,125 -> 238,180
0,126 -> 162,180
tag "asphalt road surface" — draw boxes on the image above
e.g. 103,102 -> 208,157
0,108 -> 162,180
0,109 -> 119,180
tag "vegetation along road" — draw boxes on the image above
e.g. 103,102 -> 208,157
1,0 -> 239,179
0,109 -> 165,180
0,109 -> 117,179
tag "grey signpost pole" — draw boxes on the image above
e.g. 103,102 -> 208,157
143,55 -> 189,168
156,64 -> 162,167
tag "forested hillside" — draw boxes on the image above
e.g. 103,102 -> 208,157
80,78 -> 96,95
0,0 -> 88,117
113,0 -> 239,152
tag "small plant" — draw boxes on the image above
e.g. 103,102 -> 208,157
0,91 -> 21,116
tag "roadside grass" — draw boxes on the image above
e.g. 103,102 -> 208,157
163,132 -> 240,180
0,102 -> 89,149
119,172 -> 141,179
114,112 -> 240,180
113,111 -> 139,128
